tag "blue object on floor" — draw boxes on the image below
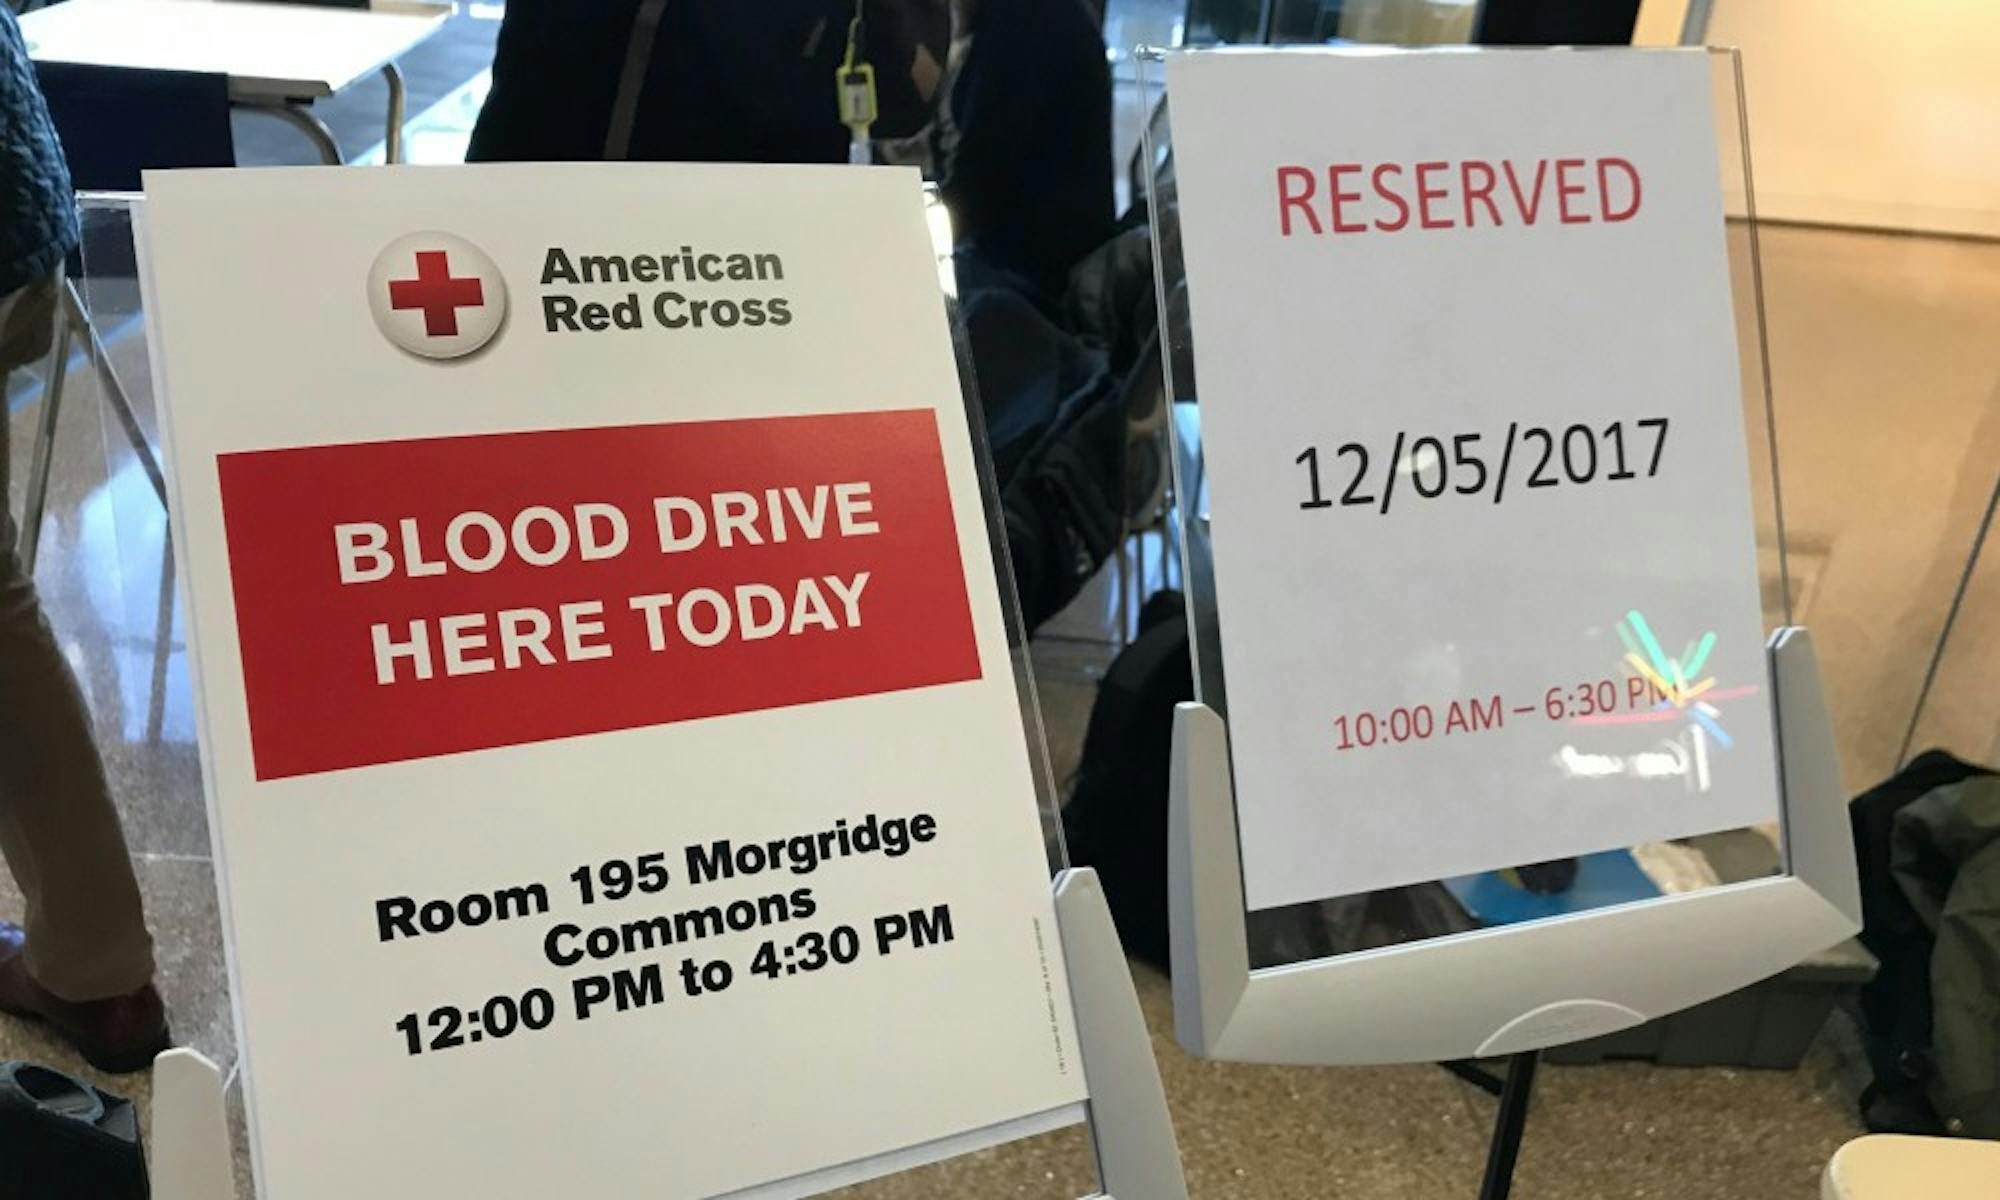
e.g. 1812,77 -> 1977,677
1444,849 -> 1662,926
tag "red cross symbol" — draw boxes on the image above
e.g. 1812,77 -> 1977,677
387,250 -> 485,337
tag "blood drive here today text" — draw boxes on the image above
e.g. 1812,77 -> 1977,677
334,483 -> 882,684
216,409 -> 980,779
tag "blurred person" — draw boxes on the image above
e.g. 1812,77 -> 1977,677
933,0 -> 1114,305
0,4 -> 168,1075
1476,0 -> 1642,44
468,0 -> 950,163
469,0 -> 1111,310
465,1 -> 1127,629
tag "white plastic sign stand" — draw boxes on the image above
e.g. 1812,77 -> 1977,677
151,1049 -> 233,1199
1171,629 -> 1858,1063
1144,45 -> 1860,1066
131,167 -> 1183,1199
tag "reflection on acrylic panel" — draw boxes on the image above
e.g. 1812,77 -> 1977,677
78,457 -> 192,747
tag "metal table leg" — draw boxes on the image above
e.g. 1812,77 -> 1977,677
382,60 -> 407,164
241,102 -> 344,164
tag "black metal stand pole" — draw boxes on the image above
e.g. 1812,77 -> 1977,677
1476,1051 -> 1539,1200
1440,1058 -> 1506,1097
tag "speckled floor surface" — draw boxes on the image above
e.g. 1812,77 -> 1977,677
826,960 -> 1869,1200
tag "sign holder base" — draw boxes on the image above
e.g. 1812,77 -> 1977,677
1053,868 -> 1193,1200
149,866 -> 1188,1200
1168,626 -> 1861,1066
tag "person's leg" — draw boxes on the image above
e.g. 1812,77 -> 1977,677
0,272 -> 159,1022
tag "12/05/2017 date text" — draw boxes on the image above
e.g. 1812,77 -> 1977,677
1295,418 -> 1668,515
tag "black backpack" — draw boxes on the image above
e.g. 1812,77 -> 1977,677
1061,591 -> 1191,967
1851,749 -> 1997,1134
0,1063 -> 148,1200
956,272 -> 1131,631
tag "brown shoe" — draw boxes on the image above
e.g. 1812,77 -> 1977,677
0,921 -> 171,1074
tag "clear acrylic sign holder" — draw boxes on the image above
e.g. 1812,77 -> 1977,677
1137,43 -> 1860,1196
1895,472 -> 1998,772
55,189 -> 1185,1200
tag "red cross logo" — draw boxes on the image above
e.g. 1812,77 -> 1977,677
369,233 -> 506,359
387,250 -> 486,337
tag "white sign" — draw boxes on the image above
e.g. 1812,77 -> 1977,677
1165,50 -> 1782,912
141,164 -> 1084,1198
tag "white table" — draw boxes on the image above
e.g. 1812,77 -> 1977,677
20,0 -> 451,164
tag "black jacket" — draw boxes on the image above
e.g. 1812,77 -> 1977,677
468,0 -> 942,165
0,8 -> 76,296
935,0 -> 1113,302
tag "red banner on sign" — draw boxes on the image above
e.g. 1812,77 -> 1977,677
216,410 -> 982,780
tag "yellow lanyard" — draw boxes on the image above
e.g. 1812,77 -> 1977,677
836,10 -> 878,164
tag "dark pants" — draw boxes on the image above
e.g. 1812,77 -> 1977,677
0,271 -> 154,1001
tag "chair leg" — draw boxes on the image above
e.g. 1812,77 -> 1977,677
1159,436 -> 1182,591
1111,534 -> 1131,652
20,309 -> 73,577
1135,526 -> 1153,631
148,528 -> 176,744
1128,532 -> 1144,648
382,61 -> 408,164
240,102 -> 344,164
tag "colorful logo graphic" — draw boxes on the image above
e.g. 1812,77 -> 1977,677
1613,610 -> 1744,749
367,232 -> 507,360
1558,611 -> 1762,791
